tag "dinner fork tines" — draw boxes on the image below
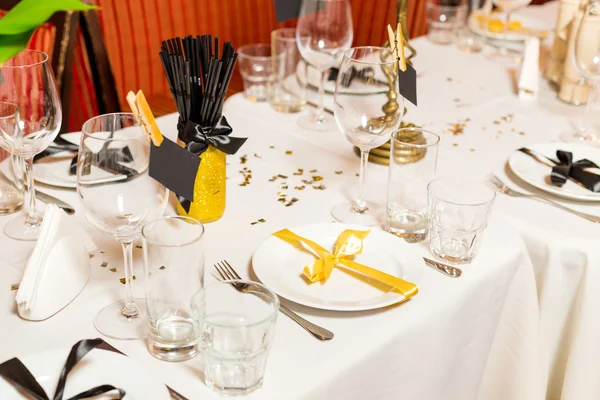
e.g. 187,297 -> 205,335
214,261 -> 334,341
488,174 -> 600,223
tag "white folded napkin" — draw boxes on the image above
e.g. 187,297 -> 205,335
519,36 -> 540,100
16,204 -> 96,321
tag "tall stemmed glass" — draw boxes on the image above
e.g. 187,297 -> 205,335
332,46 -> 404,225
77,113 -> 168,340
560,2 -> 600,144
296,0 -> 353,131
488,0 -> 532,63
0,50 -> 61,241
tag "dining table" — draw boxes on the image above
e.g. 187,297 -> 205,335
1,1 -> 599,399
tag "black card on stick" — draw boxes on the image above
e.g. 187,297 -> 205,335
398,62 -> 417,106
149,138 -> 200,202
273,0 -> 302,22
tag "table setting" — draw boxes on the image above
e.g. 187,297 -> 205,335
0,0 -> 599,399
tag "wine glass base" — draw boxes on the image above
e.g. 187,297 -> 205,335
331,201 -> 381,226
558,131 -> 599,145
297,113 -> 335,131
94,299 -> 148,340
484,47 -> 522,66
3,214 -> 43,241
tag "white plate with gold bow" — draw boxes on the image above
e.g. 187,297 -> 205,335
252,223 -> 425,312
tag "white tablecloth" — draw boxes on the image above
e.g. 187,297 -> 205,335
0,2 -> 598,399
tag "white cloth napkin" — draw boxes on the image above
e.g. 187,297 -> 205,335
519,36 -> 540,100
16,204 -> 96,321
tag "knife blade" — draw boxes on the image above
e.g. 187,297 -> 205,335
97,340 -> 190,400
35,190 -> 75,215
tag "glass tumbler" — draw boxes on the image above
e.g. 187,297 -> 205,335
385,128 -> 440,243
270,28 -> 307,113
142,216 -> 204,361
426,0 -> 468,45
192,280 -> 279,396
238,44 -> 285,102
428,177 -> 495,264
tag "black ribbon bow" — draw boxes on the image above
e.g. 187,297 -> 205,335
328,66 -> 386,88
0,339 -> 125,400
550,150 -> 600,192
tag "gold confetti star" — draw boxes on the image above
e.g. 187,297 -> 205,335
295,185 -> 306,190
335,170 -> 343,174
302,179 -> 313,185
277,174 -> 288,179
254,153 -> 261,158
312,176 -> 323,181
240,155 -> 248,164
285,150 -> 293,155
109,268 -> 117,272
313,184 -> 326,190
309,169 -> 318,173
269,145 -> 275,149
447,77 -> 453,82
159,266 -> 166,270
453,143 -> 459,147
100,262 -> 108,268
519,131 -> 525,136
293,169 -> 304,175
120,276 -> 137,284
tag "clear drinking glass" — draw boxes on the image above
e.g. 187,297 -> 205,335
0,107 -> 24,215
386,128 -> 440,242
332,46 -> 404,225
487,0 -> 533,62
426,0 -> 468,45
296,0 -> 353,130
142,216 -> 204,361
0,51 -> 62,241
77,113 -> 169,340
270,28 -> 308,113
559,2 -> 600,144
427,177 -> 495,264
238,44 -> 285,102
192,280 -> 279,396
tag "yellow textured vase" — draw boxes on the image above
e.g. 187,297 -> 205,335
177,146 -> 226,223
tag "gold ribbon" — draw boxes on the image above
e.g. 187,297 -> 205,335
273,229 -> 419,299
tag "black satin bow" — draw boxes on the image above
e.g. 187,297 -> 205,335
550,150 -> 600,192
0,339 -> 125,400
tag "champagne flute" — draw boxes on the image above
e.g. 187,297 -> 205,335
560,2 -> 600,144
77,113 -> 168,340
0,50 -> 61,241
296,0 -> 353,131
332,47 -> 404,225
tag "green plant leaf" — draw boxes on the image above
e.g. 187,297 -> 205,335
0,0 -> 98,35
0,30 -> 36,63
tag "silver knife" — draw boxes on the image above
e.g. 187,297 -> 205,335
423,257 -> 462,278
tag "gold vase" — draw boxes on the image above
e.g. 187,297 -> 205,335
177,146 -> 226,223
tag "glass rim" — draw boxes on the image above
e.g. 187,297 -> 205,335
342,46 -> 398,66
141,215 -> 205,247
426,3 -> 467,9
0,101 -> 19,120
273,27 -> 308,41
1,50 -> 49,68
427,177 -> 496,206
81,112 -> 146,141
392,128 -> 440,148
195,279 -> 280,328
238,43 -> 285,59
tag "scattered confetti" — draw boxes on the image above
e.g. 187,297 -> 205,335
11,283 -> 19,291
240,155 -> 248,164
285,150 -> 293,155
100,251 -> 105,254
312,176 -> 323,182
519,131 -> 525,136
120,276 -> 137,284
254,153 -> 261,159
258,218 -> 266,223
285,198 -> 299,207
277,198 -> 286,203
469,148 -> 476,152
302,179 -> 313,185
482,127 -> 487,130
497,130 -> 503,134
447,77 -> 453,82
453,143 -> 459,147
493,121 -> 500,125
453,98 -> 460,102
239,167 -> 252,186
280,184 -> 288,189
313,184 -> 326,190
109,268 -> 117,272
293,169 -> 304,176
335,171 -> 343,174
268,176 -> 277,182
493,135 -> 500,140
269,145 -> 275,149
500,114 -> 513,123
160,266 -> 166,270
295,185 -> 306,190
277,174 -> 288,179
135,245 -> 142,249
309,169 -> 318,173
100,262 -> 108,268
213,190 -> 220,195
445,120 -> 468,136
511,128 -> 516,132
278,192 -> 287,197
356,173 -> 359,177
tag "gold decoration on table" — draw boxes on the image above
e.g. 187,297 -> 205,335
273,228 -> 419,298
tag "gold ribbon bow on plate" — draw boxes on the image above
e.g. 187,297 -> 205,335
273,228 -> 418,299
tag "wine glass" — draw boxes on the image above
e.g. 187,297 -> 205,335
487,0 -> 532,63
560,2 -> 600,144
332,46 -> 404,225
296,0 -> 353,131
0,50 -> 61,241
77,113 -> 168,340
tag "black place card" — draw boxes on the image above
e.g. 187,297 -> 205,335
149,138 -> 200,202
274,0 -> 302,22
398,62 -> 417,106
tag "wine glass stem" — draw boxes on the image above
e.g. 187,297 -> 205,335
581,83 -> 597,136
121,239 -> 140,319
316,70 -> 327,123
501,10 -> 514,56
22,156 -> 40,226
354,148 -> 369,213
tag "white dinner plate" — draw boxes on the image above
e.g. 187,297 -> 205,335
468,12 -> 551,42
296,62 -> 389,96
508,142 -> 600,202
252,223 -> 425,312
0,347 -> 170,399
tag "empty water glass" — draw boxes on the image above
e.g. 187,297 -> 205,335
426,0 -> 468,45
192,280 -> 279,396
427,177 -> 495,264
386,128 -> 439,243
142,216 -> 204,361
270,28 -> 307,113
238,44 -> 285,102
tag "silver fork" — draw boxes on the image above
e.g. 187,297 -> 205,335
214,260 -> 334,341
488,174 -> 600,223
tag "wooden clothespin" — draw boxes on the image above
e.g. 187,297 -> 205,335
387,23 -> 407,72
126,90 -> 164,147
